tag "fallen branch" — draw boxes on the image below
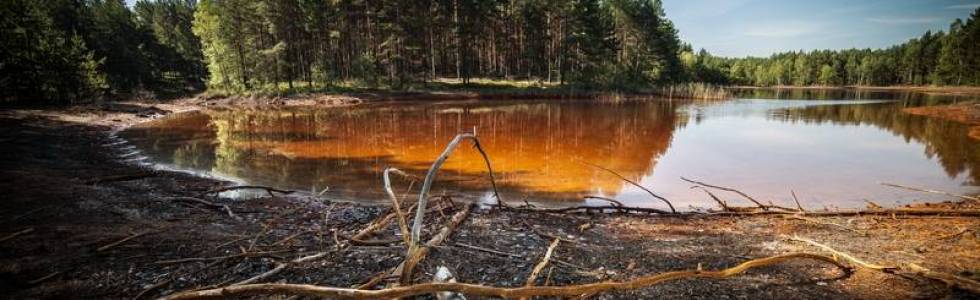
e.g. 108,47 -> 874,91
383,168 -> 413,245
791,236 -> 980,294
583,196 -> 624,207
907,263 -> 980,294
453,242 -> 524,259
233,252 -> 328,286
97,231 -> 152,252
153,250 -> 290,265
398,203 -> 473,285
791,190 -> 805,213
691,186 -> 735,212
681,177 -> 793,211
161,253 -> 847,300
0,228 -> 34,243
582,161 -> 675,213
525,238 -> 560,287
681,177 -> 796,211
880,183 -> 979,202
203,185 -> 295,197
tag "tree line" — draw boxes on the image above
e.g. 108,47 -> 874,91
1,0 -> 204,102
687,8 -> 980,87
191,0 -> 686,92
2,1 -> 979,103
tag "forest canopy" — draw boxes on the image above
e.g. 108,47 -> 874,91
688,8 -> 980,87
1,1 -> 979,103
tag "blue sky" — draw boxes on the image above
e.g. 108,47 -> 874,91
664,0 -> 980,57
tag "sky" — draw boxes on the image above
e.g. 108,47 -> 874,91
663,0 -> 980,57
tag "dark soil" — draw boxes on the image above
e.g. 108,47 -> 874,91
0,100 -> 978,299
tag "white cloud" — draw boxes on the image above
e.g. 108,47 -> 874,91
866,16 -> 943,24
945,3 -> 980,10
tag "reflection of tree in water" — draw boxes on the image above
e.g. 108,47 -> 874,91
122,112 -> 217,171
774,102 -> 980,184
202,101 -> 682,201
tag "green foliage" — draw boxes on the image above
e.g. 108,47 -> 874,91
1,0 -> 205,103
694,7 -> 980,87
188,0 -> 686,93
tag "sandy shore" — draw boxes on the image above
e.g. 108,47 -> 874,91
0,96 -> 978,299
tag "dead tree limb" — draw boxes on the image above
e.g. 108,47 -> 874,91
907,263 -> 980,294
582,161 -> 675,213
233,252 -> 328,286
453,243 -> 524,259
791,190 -> 805,213
791,236 -> 980,294
880,183 -> 979,202
526,238 -> 560,287
412,133 -> 501,246
160,253 -> 847,300
681,177 -> 774,211
384,168 -> 413,245
83,172 -> 156,185
583,196 -> 624,207
398,203 -> 473,285
691,186 -> 732,212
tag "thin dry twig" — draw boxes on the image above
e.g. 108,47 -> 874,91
791,190 -> 805,213
384,167 -> 413,245
526,238 -> 560,287
0,228 -> 34,243
232,252 -> 328,286
97,231 -> 152,252
880,183 -> 979,202
160,253 -> 848,300
582,161 -> 675,213
681,177 -> 792,211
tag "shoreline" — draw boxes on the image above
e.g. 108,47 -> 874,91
1,97 -> 979,299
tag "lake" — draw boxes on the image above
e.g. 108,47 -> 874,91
121,89 -> 980,210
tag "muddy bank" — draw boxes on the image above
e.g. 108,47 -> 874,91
1,103 -> 979,299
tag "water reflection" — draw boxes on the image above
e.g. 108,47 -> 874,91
122,94 -> 980,209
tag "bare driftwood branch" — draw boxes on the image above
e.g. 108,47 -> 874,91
160,253 -> 847,300
582,161 -> 675,213
384,168 -> 413,245
791,236 -> 980,294
880,183 -> 979,202
526,238 -> 560,287
233,252 -> 328,286
907,263 -> 980,294
412,133 -> 501,246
